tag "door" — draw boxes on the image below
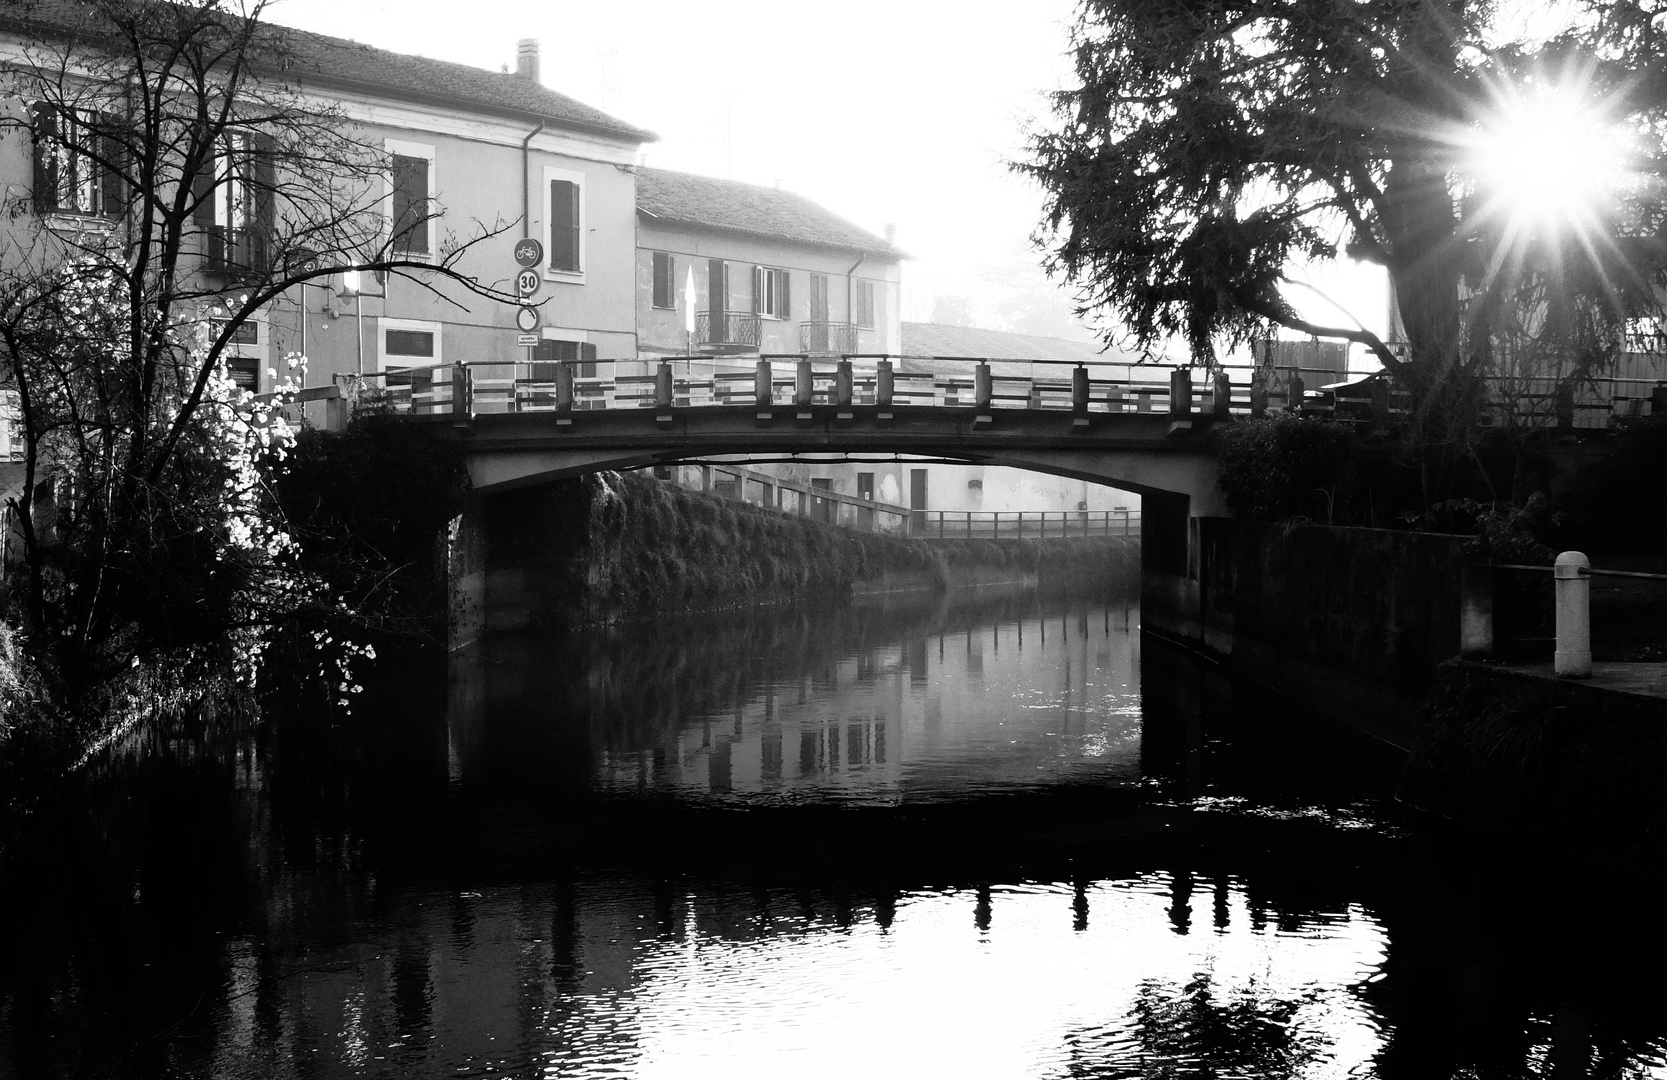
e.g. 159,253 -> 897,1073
811,477 -> 833,524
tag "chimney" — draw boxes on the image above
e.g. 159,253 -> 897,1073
884,222 -> 897,245
515,39 -> 540,83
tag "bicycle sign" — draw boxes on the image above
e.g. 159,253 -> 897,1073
513,238 -> 543,268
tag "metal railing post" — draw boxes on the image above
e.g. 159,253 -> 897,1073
1554,551 -> 1592,678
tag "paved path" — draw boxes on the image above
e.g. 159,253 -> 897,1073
1501,661 -> 1667,701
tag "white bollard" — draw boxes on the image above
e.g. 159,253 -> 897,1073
1553,551 -> 1592,678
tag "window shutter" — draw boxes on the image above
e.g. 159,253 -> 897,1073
251,134 -> 276,271
581,341 -> 597,362
392,154 -> 429,255
550,179 -> 579,271
31,103 -> 59,214
753,265 -> 763,314
98,114 -> 125,217
191,131 -> 217,227
781,272 -> 790,319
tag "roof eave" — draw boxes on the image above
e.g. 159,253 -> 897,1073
633,210 -> 905,260
299,69 -> 659,144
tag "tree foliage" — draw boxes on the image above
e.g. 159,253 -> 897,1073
0,0 -> 514,707
1021,0 -> 1667,393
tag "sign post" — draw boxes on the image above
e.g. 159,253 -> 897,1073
511,239 -> 545,374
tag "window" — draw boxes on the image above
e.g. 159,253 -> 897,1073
544,167 -> 584,274
387,142 -> 434,256
378,318 -> 442,371
211,318 -> 263,391
856,280 -> 875,329
652,251 -> 676,309
212,318 -> 259,346
385,329 -> 434,358
32,103 -> 123,218
809,274 -> 830,321
754,266 -> 790,319
533,338 -> 598,378
193,131 -> 273,275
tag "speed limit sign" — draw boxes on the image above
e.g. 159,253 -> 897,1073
516,268 -> 541,298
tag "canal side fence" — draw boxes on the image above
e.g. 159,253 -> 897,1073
650,462 -> 1140,540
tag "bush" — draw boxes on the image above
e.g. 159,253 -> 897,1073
1214,414 -> 1360,522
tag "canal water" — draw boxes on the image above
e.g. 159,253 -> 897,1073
2,584 -> 1666,1079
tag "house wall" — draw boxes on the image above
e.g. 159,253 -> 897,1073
0,77 -> 646,403
267,100 -> 643,393
635,218 -> 902,359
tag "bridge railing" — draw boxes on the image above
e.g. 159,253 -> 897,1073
339,355 -> 1667,430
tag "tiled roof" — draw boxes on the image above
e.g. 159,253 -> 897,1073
900,322 -> 1159,373
0,1 -> 656,143
636,168 -> 904,259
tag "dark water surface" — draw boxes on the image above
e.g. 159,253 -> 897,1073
3,587 -> 1666,1079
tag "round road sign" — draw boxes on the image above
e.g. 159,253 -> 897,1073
516,268 -> 541,298
515,305 -> 539,333
513,237 -> 544,268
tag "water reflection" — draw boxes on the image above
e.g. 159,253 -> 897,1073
4,596 -> 1667,1078
449,588 -> 1145,804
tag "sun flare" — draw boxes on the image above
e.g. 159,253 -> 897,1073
1467,83 -> 1630,235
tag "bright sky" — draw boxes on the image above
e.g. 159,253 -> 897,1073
268,0 -> 1389,361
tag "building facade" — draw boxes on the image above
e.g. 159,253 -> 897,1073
634,168 -> 903,367
0,10 -> 654,414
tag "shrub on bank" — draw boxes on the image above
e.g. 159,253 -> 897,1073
576,471 -> 1133,623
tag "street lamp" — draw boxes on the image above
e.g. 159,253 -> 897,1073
337,270 -> 364,375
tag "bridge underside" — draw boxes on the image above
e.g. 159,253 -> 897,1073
433,404 -> 1227,516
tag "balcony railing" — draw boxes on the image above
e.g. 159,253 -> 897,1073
696,310 -> 761,352
800,320 -> 859,356
203,224 -> 267,278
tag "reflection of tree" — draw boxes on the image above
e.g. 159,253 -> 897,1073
1061,974 -> 1320,1079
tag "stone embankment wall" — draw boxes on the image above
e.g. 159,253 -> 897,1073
1400,662 -> 1667,840
451,471 -> 1134,643
1145,518 -> 1481,748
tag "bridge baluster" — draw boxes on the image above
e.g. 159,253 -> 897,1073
1213,372 -> 1231,417
756,358 -> 772,406
877,359 -> 894,408
1072,366 -> 1089,415
796,360 -> 813,406
975,363 -> 992,410
656,361 -> 673,409
1169,368 -> 1192,419
836,360 -> 853,407
555,363 -> 574,412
